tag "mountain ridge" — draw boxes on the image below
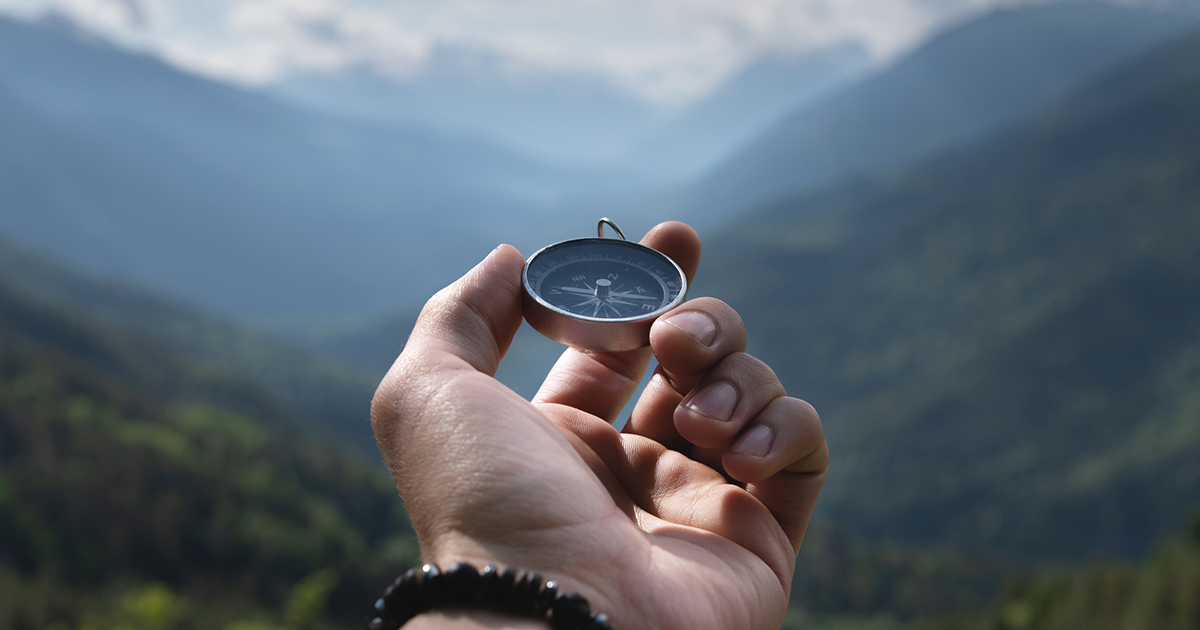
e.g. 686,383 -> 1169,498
0,231 -> 382,447
697,24 -> 1200,558
0,14 -> 596,321
687,2 -> 1200,229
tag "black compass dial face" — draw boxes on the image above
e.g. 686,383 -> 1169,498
525,238 -> 685,322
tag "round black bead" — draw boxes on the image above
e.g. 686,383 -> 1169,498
533,579 -> 559,616
589,612 -> 611,629
401,567 -> 419,585
386,569 -> 423,619
420,563 -> 445,605
510,571 -> 542,615
496,566 -> 520,609
374,598 -> 386,614
445,562 -> 482,607
420,563 -> 442,581
367,617 -> 384,630
479,565 -> 501,606
550,593 -> 593,630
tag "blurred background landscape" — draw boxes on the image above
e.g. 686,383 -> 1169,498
1,0 -> 1199,628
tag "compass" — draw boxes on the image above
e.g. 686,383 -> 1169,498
523,218 -> 688,352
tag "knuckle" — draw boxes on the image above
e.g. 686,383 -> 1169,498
369,347 -> 434,439
718,353 -> 783,393
792,397 -> 820,423
767,396 -> 823,434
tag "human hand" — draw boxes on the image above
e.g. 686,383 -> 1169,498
371,222 -> 828,630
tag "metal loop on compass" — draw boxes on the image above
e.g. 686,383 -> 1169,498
597,218 -> 628,240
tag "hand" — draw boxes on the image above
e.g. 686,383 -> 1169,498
371,222 -> 829,630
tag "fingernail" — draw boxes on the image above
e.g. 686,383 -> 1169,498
733,425 -> 774,457
664,311 -> 717,346
683,382 -> 738,421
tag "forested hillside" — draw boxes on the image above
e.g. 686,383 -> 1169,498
0,224 -> 1030,630
0,234 -> 380,447
951,518 -> 1200,630
0,249 -> 420,628
698,26 -> 1200,558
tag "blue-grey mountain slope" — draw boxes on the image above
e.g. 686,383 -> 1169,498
0,15 -> 582,321
689,2 -> 1199,227
698,25 -> 1200,559
627,43 -> 871,181
0,228 -> 379,446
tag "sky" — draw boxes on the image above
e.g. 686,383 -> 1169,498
0,0 -> 1163,103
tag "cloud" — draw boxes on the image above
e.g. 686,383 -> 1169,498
0,0 -> 1162,102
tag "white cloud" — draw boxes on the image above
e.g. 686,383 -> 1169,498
0,0 -> 1161,102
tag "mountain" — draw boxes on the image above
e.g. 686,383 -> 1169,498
0,14 -> 592,322
0,239 -> 418,628
688,2 -> 1200,228
0,228 -> 1186,628
269,43 -> 869,181
628,43 -> 871,182
268,46 -> 668,169
697,25 -> 1200,559
962,517 -> 1200,630
0,230 -> 382,447
0,226 -> 1025,630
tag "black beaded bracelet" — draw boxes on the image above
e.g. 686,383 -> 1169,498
368,562 -> 617,630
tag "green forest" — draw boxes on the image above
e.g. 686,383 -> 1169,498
0,273 -> 419,628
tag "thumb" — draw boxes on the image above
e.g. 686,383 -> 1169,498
371,244 -> 526,491
402,244 -> 527,376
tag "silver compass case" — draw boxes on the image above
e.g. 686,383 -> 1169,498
522,222 -> 688,352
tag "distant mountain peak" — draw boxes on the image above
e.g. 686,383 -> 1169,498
689,0 -> 1200,228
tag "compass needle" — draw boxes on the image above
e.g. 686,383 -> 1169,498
522,218 -> 688,351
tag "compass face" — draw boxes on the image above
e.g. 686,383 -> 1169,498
524,238 -> 686,323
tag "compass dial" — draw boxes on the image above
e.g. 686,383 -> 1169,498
523,237 -> 687,351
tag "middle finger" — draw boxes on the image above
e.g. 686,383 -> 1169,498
623,297 -> 747,448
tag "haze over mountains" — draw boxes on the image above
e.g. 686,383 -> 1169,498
689,1 -> 1200,224
269,48 -> 671,171
3,3 -> 1196,327
4,2 -> 1200,627
2,0 -> 1200,547
273,41 -> 872,181
302,2 -> 1200,380
0,14 -> 594,321
0,12 -> 866,324
283,1 -> 1200,562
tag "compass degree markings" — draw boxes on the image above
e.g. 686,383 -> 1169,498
551,285 -> 659,300
528,239 -> 683,321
